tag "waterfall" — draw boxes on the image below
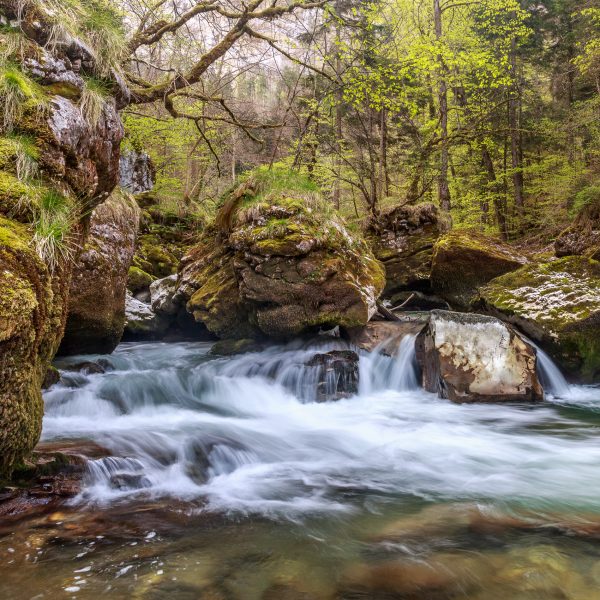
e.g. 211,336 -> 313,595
536,345 -> 571,398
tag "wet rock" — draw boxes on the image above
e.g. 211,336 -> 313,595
178,169 -> 385,340
555,197 -> 600,259
416,310 -> 543,403
477,256 -> 600,382
24,49 -> 84,99
345,319 -> 427,355
430,231 -> 528,309
366,202 -> 450,295
60,190 -> 141,355
306,350 -> 359,402
42,366 -> 61,389
120,150 -> 155,194
123,293 -> 170,340
64,361 -> 106,375
210,339 -> 264,356
150,274 -> 180,316
109,472 -> 152,491
387,290 -> 450,311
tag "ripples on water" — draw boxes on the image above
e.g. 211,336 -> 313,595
2,338 -> 600,599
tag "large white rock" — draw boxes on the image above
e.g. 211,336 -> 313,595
150,274 -> 180,315
124,292 -> 169,337
415,310 -> 543,403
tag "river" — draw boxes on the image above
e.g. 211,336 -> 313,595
1,339 -> 600,599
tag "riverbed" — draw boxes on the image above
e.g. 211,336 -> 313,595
1,340 -> 600,599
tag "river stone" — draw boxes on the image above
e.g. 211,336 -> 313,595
60,190 -> 140,355
430,231 -> 528,309
306,350 -> 360,402
476,256 -> 600,382
345,318 -> 427,355
416,310 -> 543,403
365,202 -> 450,295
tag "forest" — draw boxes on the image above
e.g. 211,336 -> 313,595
0,0 -> 599,598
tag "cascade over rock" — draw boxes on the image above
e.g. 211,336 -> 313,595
345,319 -> 427,355
416,310 -> 543,403
178,169 -> 386,340
365,202 -> 448,296
0,0 -> 127,476
59,190 -> 141,355
430,231 -> 528,309
555,198 -> 600,260
476,257 -> 600,382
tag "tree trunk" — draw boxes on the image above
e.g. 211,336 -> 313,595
482,147 -> 509,241
332,18 -> 343,210
434,0 -> 451,212
509,36 -> 524,212
378,107 -> 389,199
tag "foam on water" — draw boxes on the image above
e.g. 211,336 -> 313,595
44,339 -> 600,516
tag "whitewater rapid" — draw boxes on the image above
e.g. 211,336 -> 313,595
43,339 -> 600,516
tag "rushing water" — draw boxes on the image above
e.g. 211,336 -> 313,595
2,338 -> 600,599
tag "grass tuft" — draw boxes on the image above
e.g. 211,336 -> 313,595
79,76 -> 109,127
0,63 -> 46,132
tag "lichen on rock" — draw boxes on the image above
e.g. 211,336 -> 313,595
476,256 -> 600,382
178,167 -> 386,340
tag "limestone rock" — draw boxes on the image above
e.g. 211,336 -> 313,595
179,169 -> 386,340
366,202 -> 449,295
477,257 -> 600,381
150,274 -> 180,316
120,150 -> 155,194
59,190 -> 140,355
430,231 -> 528,309
416,310 -> 543,403
124,293 -> 169,339
555,198 -> 600,259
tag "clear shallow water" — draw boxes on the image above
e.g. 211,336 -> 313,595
2,340 -> 600,599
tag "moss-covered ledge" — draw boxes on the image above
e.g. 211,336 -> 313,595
476,256 -> 600,382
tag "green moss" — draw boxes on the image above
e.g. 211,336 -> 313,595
127,265 -> 155,293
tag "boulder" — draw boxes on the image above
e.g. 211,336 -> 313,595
119,150 -> 155,194
59,190 -> 140,355
365,202 -> 449,295
178,168 -> 386,340
127,265 -> 156,294
150,274 -> 180,315
477,257 -> 600,382
415,310 -> 543,403
123,293 -> 169,339
555,198 -> 600,260
0,218 -> 69,478
305,350 -> 360,402
345,319 -> 427,355
430,231 -> 528,309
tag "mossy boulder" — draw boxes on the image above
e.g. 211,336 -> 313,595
127,265 -> 156,294
555,198 -> 600,260
179,168 -> 386,340
476,257 -> 600,382
59,190 -> 140,355
366,202 -> 449,296
431,231 -> 528,309
0,217 -> 69,478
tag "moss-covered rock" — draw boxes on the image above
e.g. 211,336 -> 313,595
476,257 -> 600,382
555,198 -> 600,260
365,202 -> 449,296
0,217 -> 69,478
59,190 -> 140,355
431,231 -> 528,309
179,167 -> 386,340
127,265 -> 156,294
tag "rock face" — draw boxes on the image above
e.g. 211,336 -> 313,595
0,0 -> 127,476
555,198 -> 600,260
120,150 -> 155,194
305,350 -> 360,402
366,203 -> 448,295
0,218 -> 69,478
124,293 -> 170,339
179,169 -> 386,340
416,311 -> 543,403
430,231 -> 528,309
59,190 -> 140,355
150,274 -> 180,316
477,257 -> 600,382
